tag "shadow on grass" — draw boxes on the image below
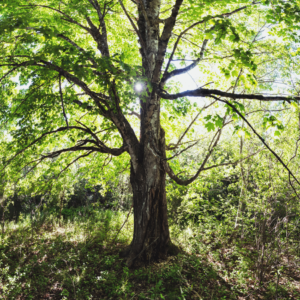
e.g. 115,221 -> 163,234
1,213 -> 296,300
0,221 -> 239,300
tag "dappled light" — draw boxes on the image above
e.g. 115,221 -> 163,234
1,208 -> 300,299
1,0 -> 300,298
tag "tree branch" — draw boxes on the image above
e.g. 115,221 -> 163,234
25,3 -> 111,57
211,95 -> 300,187
152,0 -> 183,83
1,126 -> 79,171
17,150 -> 94,183
41,143 -> 127,158
18,59 -> 140,164
128,111 -> 141,119
11,75 -> 58,116
55,151 -> 94,178
163,39 -> 208,82
85,15 -> 110,57
75,119 -> 106,148
56,34 -> 97,66
167,100 -> 216,150
166,140 -> 199,161
33,59 -> 110,115
1,126 -> 127,172
59,74 -> 69,128
164,128 -> 223,186
163,4 -> 253,77
21,4 -> 90,31
117,0 -> 148,69
158,87 -> 300,102
201,148 -> 265,171
0,61 -> 30,83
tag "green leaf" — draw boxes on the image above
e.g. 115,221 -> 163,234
205,122 -> 215,132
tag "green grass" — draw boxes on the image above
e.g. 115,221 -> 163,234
0,210 -> 299,299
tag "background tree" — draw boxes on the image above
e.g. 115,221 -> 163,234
1,0 -> 300,267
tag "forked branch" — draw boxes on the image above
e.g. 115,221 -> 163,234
163,4 -> 252,76
167,100 -> 216,150
163,39 -> 208,82
1,126 -> 128,172
164,128 -> 223,185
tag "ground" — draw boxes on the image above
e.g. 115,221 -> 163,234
0,210 -> 299,299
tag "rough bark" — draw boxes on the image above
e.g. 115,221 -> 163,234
118,0 -> 185,267
121,128 -> 175,267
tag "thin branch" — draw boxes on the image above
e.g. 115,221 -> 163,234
9,75 -> 58,117
0,61 -> 29,83
212,96 -> 300,187
164,127 -> 223,186
117,0 -> 148,69
74,119 -> 110,149
202,148 -> 265,171
287,138 -> 300,166
73,99 -> 94,111
112,204 -> 133,243
57,151 -> 94,178
163,4 -> 252,76
168,100 -> 216,150
128,111 -> 141,119
166,138 -> 205,150
56,34 -> 97,66
59,74 -> 69,128
163,39 -> 208,82
166,141 -> 199,161
94,126 -> 116,134
21,4 -> 90,31
289,173 -> 300,201
233,68 -> 243,94
35,59 -> 110,114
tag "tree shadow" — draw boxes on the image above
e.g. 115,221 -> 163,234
0,218 -> 244,300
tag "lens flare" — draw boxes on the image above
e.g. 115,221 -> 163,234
135,83 -> 143,92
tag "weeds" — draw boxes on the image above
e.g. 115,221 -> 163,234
0,209 -> 299,299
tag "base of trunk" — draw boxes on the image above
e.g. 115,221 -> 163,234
124,128 -> 175,268
119,240 -> 181,267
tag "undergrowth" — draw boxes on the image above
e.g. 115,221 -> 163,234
0,210 -> 299,299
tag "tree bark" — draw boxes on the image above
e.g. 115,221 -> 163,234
118,0 -> 185,267
121,129 -> 175,267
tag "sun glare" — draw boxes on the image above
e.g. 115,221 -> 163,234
135,83 -> 143,92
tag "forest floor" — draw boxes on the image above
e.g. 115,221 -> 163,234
0,210 -> 300,300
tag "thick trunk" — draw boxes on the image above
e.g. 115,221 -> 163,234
119,0 -> 183,267
128,161 -> 169,266
121,129 -> 174,267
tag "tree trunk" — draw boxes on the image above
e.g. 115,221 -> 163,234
121,129 -> 176,267
119,0 -> 183,267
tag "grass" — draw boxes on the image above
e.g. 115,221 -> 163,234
0,210 -> 300,299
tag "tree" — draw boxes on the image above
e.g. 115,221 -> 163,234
1,0 -> 300,267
